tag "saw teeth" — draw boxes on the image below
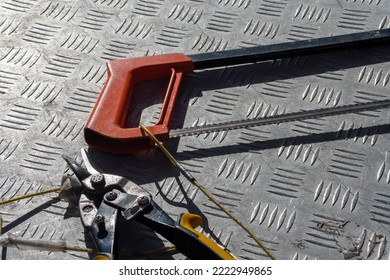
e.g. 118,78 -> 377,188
170,99 -> 390,138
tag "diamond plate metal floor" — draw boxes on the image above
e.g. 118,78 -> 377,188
0,0 -> 390,260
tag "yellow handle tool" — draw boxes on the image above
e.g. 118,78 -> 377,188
178,213 -> 237,260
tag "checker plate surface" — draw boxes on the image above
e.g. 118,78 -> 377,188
0,0 -> 390,260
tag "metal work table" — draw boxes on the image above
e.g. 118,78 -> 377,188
0,0 -> 389,260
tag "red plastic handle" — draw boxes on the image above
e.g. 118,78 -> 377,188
84,53 -> 194,154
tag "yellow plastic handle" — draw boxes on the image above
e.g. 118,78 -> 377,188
93,253 -> 113,260
179,213 -> 237,260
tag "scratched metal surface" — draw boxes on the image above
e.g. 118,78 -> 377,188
1,0 -> 390,260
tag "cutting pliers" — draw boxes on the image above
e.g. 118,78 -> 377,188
60,149 -> 236,260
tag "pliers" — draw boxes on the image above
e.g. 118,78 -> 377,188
60,149 -> 236,260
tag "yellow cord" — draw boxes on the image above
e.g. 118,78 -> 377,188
0,187 -> 61,237
64,245 -> 95,253
0,187 -> 94,254
139,124 -> 276,260
0,187 -> 60,207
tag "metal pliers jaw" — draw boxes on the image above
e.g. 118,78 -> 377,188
62,153 -> 152,260
61,150 -> 237,260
